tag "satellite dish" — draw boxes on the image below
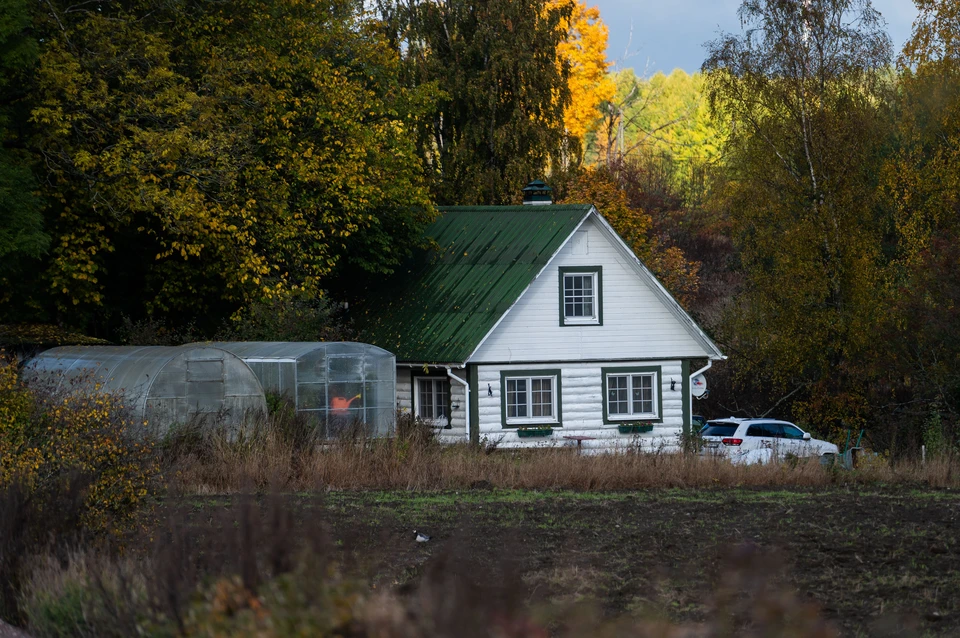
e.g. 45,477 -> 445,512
691,374 -> 708,398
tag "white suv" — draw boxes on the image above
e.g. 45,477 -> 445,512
700,418 -> 838,464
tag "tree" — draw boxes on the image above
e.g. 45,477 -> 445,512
590,70 -> 721,166
874,0 -> 960,443
381,0 -> 573,205
0,0 -> 48,319
703,0 -> 892,434
28,0 -> 434,331
550,0 -> 615,144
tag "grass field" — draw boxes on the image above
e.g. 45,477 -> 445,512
159,485 -> 960,637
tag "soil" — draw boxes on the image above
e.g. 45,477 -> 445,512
168,487 -> 960,636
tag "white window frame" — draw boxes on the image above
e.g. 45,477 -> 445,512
605,371 -> 659,421
562,271 -> 599,325
414,376 -> 450,428
504,374 -> 559,425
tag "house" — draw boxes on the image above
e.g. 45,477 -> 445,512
356,182 -> 725,451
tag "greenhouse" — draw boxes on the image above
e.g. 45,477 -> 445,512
206,342 -> 396,437
23,346 -> 266,434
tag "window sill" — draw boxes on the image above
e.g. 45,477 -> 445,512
562,318 -> 600,326
618,424 -> 654,434
516,427 -> 554,438
506,421 -> 559,428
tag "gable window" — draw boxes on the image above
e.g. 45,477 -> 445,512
559,266 -> 602,326
415,377 -> 450,428
500,369 -> 562,426
602,366 -> 662,423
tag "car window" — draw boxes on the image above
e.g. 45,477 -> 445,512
702,422 -> 738,436
746,423 -> 778,437
781,424 -> 805,439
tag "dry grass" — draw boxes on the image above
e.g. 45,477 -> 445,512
163,419 -> 960,493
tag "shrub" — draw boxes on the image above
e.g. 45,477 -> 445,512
0,354 -> 160,622
1,363 -> 159,536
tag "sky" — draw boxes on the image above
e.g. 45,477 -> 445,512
593,0 -> 921,74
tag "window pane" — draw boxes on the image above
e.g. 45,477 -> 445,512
435,380 -> 449,419
531,378 -> 553,417
608,375 -> 629,415
419,381 -> 434,419
563,273 -> 596,320
507,378 -> 527,418
782,425 -> 804,440
631,375 -> 653,414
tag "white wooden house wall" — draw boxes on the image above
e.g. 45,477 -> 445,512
475,360 -> 684,451
470,214 -> 707,363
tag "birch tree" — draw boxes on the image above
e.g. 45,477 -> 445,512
703,0 -> 892,432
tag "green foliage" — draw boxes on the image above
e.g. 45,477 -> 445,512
922,408 -> 950,458
218,295 -> 352,342
702,0 -> 893,433
589,69 -> 724,171
0,153 -> 46,262
24,0 -> 435,332
381,0 -> 573,205
23,578 -> 92,638
872,0 -> 960,444
0,0 -> 48,316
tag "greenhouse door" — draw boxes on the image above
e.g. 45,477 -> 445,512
185,358 -> 226,416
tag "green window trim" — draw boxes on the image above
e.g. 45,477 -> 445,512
558,266 -> 603,327
601,365 -> 663,425
499,368 -> 563,428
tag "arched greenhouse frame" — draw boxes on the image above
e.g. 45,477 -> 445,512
205,342 -> 396,438
23,345 -> 267,434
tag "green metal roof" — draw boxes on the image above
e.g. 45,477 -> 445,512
356,205 -> 593,363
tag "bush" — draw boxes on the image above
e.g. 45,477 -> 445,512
0,354 -> 159,623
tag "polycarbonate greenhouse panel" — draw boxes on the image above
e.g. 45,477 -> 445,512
23,346 -> 266,434
203,341 -> 397,438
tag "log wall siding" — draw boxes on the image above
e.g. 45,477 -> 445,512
470,215 -> 708,363
476,361 -> 685,451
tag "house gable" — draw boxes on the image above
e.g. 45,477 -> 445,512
468,212 -> 722,363
355,205 -> 592,363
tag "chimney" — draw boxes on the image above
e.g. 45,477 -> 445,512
522,180 -> 553,206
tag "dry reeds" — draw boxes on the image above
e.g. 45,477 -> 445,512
162,416 -> 960,493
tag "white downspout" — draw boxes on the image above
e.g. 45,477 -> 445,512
688,359 -> 713,433
446,366 -> 470,441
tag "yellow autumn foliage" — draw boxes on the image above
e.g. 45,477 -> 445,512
0,356 -> 158,537
550,0 -> 615,141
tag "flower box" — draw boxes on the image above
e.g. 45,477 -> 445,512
516,427 -> 553,438
618,424 -> 654,434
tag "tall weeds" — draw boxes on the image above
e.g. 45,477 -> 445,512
162,411 -> 960,493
